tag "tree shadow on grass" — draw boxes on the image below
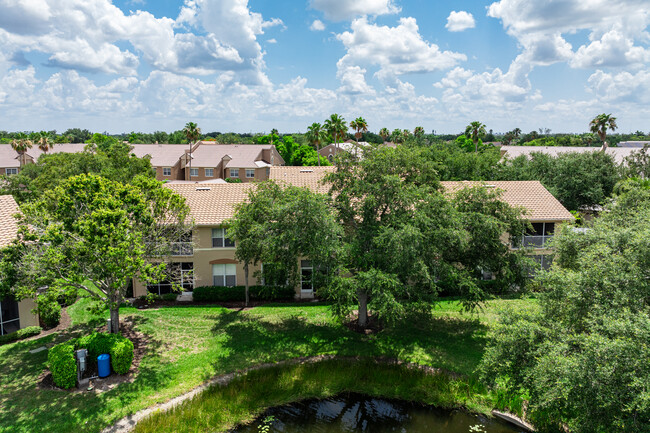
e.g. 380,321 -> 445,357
205,306 -> 490,382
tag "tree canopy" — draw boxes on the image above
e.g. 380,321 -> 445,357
3,174 -> 191,334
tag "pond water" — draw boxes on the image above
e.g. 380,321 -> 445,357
234,393 -> 524,433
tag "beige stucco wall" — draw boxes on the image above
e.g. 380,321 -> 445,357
18,299 -> 39,328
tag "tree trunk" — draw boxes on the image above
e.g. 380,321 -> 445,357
244,263 -> 250,307
109,306 -> 120,334
317,143 -> 321,166
357,289 -> 368,328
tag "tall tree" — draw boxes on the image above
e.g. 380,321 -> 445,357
465,121 -> 486,153
379,128 -> 390,142
349,117 -> 368,144
413,126 -> 425,138
37,131 -> 53,154
306,122 -> 328,166
323,146 -> 527,327
183,122 -> 201,179
589,113 -> 618,149
11,133 -> 33,167
7,175 -> 191,334
324,114 -> 347,151
228,181 -> 340,303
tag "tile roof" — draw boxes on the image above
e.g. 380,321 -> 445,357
0,145 -> 20,168
441,181 -> 574,222
269,166 -> 335,193
130,144 -> 189,167
164,183 -> 254,226
0,195 -> 20,247
190,144 -> 276,168
500,145 -> 642,165
26,143 -> 88,160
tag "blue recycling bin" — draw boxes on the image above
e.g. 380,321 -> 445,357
97,354 -> 111,378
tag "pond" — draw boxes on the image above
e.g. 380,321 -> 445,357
234,393 -> 524,433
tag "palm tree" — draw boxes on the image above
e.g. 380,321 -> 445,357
465,121 -> 487,153
11,133 -> 33,167
390,129 -> 404,144
413,126 -> 425,138
590,113 -> 618,149
306,122 -> 328,166
379,128 -> 390,142
183,122 -> 201,179
349,117 -> 368,144
324,114 -> 347,151
37,131 -> 53,153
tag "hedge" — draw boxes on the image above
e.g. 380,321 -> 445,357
47,342 -> 77,389
0,326 -> 42,346
192,285 -> 295,302
49,332 -> 135,389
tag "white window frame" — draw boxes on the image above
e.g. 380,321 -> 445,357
245,169 -> 255,178
5,168 -> 18,176
205,168 -> 214,177
211,228 -> 235,248
212,264 -> 236,287
300,260 -> 314,294
230,168 -> 239,178
189,168 -> 199,177
162,167 -> 172,176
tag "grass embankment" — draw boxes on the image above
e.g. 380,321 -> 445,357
133,358 -> 492,433
0,298 -> 537,433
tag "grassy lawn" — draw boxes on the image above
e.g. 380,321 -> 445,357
0,298 -> 537,433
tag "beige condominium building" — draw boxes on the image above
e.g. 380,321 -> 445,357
0,195 -> 39,335
0,142 -> 284,183
131,142 -> 284,182
134,168 -> 574,299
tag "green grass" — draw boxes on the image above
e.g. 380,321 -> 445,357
0,298 -> 537,433
133,359 -> 494,433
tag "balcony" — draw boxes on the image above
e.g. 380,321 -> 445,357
512,235 -> 553,249
170,242 -> 194,256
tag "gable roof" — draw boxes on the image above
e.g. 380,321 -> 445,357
0,195 -> 20,247
441,181 -> 574,222
163,183 -> 254,226
188,143 -> 277,168
269,166 -> 334,193
0,145 -> 20,168
130,144 -> 189,167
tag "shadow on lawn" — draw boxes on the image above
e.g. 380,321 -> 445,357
0,314 -> 173,433
205,306 -> 490,380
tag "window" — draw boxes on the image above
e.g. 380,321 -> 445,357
245,169 -> 255,178
301,260 -> 314,292
0,297 -> 20,335
230,168 -> 239,178
171,231 -> 193,256
147,262 -> 194,294
205,168 -> 214,177
213,264 -> 236,287
5,168 -> 18,176
162,167 -> 171,176
212,228 -> 235,248
190,168 -> 199,177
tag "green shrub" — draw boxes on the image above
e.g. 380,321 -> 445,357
193,285 -> 295,302
57,286 -> 79,307
48,341 -> 77,389
161,293 -> 178,302
252,285 -> 295,300
111,338 -> 134,374
37,296 -> 61,329
0,326 -> 42,345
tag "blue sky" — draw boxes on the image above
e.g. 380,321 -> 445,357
0,0 -> 648,134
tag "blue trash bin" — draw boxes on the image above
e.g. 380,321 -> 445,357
97,354 -> 111,378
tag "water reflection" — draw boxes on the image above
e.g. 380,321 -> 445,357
234,393 -> 523,433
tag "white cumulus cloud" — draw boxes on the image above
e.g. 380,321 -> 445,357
309,0 -> 400,21
445,11 -> 475,32
310,19 -> 325,31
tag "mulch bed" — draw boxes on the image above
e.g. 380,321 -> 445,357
37,317 -> 149,393
344,312 -> 384,335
